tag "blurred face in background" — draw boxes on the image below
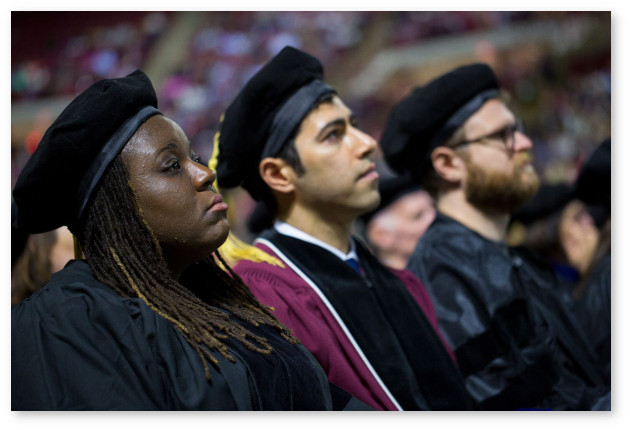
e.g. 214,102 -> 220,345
559,200 -> 600,275
11,226 -> 76,306
366,190 -> 436,269
50,226 -> 75,272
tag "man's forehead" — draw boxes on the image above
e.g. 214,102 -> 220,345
463,99 -> 514,133
306,95 -> 350,119
296,95 -> 352,134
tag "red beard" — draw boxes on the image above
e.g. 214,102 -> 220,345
463,152 -> 540,215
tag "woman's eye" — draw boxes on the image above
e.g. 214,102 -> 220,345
166,160 -> 182,172
191,153 -> 202,164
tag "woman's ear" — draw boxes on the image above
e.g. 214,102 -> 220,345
259,157 -> 296,194
431,147 -> 466,184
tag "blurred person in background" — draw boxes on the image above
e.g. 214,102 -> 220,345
566,138 -> 611,385
12,70 -> 366,411
380,63 -> 609,410
510,139 -> 611,385
558,200 -> 601,280
214,46 -> 474,411
509,183 -> 581,285
359,175 -> 436,270
12,216 -> 75,306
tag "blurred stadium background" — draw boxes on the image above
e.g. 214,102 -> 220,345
11,11 -> 611,241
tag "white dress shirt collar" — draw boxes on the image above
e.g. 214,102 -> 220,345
273,221 -> 358,262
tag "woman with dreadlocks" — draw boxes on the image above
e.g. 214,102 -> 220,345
11,70 -> 368,411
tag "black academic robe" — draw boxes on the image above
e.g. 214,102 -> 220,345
11,260 -> 367,411
255,229 -> 475,411
572,253 -> 611,385
407,213 -> 608,410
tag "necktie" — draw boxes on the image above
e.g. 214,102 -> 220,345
345,257 -> 361,273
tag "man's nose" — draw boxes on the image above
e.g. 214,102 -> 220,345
513,130 -> 533,152
351,127 -> 377,157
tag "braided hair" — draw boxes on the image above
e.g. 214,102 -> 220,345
79,156 -> 297,379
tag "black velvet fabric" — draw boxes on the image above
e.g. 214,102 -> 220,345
259,228 -> 475,411
573,253 -> 611,386
12,70 -> 159,234
511,183 -> 576,226
575,138 -> 611,224
11,260 -> 351,410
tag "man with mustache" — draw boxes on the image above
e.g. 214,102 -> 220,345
213,46 -> 474,411
380,63 -> 609,410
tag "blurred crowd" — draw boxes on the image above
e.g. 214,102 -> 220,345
12,12 -> 610,182
11,12 -> 537,101
11,12 -> 169,100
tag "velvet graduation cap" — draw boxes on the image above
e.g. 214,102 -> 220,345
575,138 -> 611,211
12,70 -> 160,235
380,63 -> 499,181
511,183 -> 576,226
245,202 -> 274,236
11,200 -> 29,267
215,46 -> 336,201
575,138 -> 611,227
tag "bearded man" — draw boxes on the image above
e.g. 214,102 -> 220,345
379,63 -> 609,410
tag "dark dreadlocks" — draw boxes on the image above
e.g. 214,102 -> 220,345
79,156 -> 297,379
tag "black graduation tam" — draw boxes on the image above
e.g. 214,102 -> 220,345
511,183 -> 576,226
216,46 -> 336,201
380,63 -> 499,181
11,200 -> 29,267
12,70 -> 160,234
247,202 -> 275,235
360,174 -> 424,225
575,138 -> 611,219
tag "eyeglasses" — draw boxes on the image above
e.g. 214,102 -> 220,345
450,118 -> 524,153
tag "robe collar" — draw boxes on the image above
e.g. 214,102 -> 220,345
274,220 -> 358,262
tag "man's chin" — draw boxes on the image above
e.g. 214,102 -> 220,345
357,192 -> 381,216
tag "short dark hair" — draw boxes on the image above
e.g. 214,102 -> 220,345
275,135 -> 305,176
420,123 -> 468,199
261,92 -> 335,212
277,92 -> 335,173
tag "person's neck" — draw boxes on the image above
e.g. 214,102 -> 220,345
278,205 -> 354,254
437,190 -> 509,242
